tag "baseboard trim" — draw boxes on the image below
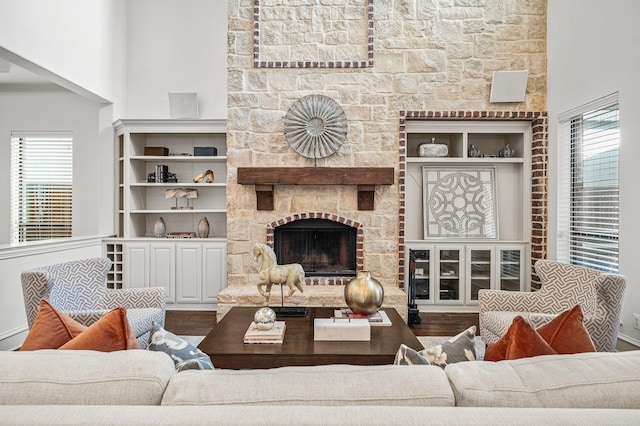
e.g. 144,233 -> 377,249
617,334 -> 640,350
0,325 -> 28,351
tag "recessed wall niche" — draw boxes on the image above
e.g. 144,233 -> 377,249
253,0 -> 374,68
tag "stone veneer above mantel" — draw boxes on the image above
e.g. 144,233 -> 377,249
225,0 -> 548,318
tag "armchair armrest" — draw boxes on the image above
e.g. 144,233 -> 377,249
478,289 -> 548,313
104,287 -> 166,311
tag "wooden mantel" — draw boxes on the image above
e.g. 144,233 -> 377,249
237,167 -> 395,210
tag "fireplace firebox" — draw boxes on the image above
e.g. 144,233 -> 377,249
274,219 -> 357,277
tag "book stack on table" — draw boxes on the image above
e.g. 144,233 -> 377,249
243,321 -> 286,344
333,308 -> 393,326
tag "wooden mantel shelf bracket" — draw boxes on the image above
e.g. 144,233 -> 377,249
237,167 -> 395,211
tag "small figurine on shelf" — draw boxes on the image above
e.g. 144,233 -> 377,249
165,188 -> 198,209
468,144 -> 481,158
498,144 -> 514,158
193,169 -> 214,183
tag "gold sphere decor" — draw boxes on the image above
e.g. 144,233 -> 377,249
344,271 -> 384,315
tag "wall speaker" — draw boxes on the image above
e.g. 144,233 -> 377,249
168,92 -> 199,118
490,71 -> 528,103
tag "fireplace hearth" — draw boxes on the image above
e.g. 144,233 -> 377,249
274,218 -> 357,277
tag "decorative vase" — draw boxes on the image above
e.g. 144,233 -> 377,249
468,144 -> 481,157
254,307 -> 276,331
498,143 -> 514,158
153,217 -> 166,238
344,271 -> 384,315
418,137 -> 448,158
198,217 -> 210,238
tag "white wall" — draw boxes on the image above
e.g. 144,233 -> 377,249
0,0 -> 127,109
125,0 -> 227,119
547,0 -> 640,345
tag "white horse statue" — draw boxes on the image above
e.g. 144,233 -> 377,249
253,243 -> 305,302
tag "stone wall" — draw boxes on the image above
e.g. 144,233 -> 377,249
226,0 -> 547,290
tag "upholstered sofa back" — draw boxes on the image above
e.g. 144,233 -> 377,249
1,349 -> 639,412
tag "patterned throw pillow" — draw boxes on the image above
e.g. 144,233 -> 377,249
418,326 -> 478,368
484,305 -> 595,362
394,344 -> 431,365
147,322 -> 214,371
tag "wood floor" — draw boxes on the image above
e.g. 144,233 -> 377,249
165,310 -> 479,337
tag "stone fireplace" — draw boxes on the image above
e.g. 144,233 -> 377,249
221,1 -> 548,321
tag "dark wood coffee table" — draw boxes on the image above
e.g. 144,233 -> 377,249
198,307 -> 424,369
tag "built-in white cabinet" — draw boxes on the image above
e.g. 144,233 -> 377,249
403,120 -> 531,312
108,239 -> 226,309
406,243 -> 527,310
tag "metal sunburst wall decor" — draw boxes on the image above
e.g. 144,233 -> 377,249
283,94 -> 348,161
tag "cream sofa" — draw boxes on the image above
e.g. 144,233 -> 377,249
0,349 -> 639,425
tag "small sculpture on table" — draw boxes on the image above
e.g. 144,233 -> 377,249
253,242 -> 305,306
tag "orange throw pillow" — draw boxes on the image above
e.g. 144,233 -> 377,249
484,316 -> 557,361
59,307 -> 140,351
21,300 -> 88,351
484,305 -> 595,361
537,305 -> 596,354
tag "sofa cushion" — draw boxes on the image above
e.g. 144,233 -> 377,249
20,300 -> 88,351
485,305 -> 594,361
445,351 -> 640,408
0,350 -> 175,405
58,307 -> 140,351
147,322 -> 213,371
161,364 -> 455,407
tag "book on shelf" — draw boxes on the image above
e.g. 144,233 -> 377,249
243,320 -> 286,344
333,308 -> 392,326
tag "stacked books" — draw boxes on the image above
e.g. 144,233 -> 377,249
333,308 -> 392,326
243,321 -> 286,344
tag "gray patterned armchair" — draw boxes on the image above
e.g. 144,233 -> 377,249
479,259 -> 627,352
21,257 -> 166,348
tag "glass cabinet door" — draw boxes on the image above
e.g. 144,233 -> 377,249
436,248 -> 462,303
499,248 -> 523,291
466,247 -> 494,303
409,249 -> 432,301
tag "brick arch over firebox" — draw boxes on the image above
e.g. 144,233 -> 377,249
266,212 -> 364,286
398,111 -> 549,290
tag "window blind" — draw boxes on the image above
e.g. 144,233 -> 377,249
10,132 -> 73,243
557,94 -> 619,273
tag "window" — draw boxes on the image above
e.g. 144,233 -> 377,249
10,132 -> 73,243
557,93 -> 619,273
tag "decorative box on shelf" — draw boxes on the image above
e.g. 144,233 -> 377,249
194,146 -> 218,156
144,146 -> 169,156
313,318 -> 370,341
